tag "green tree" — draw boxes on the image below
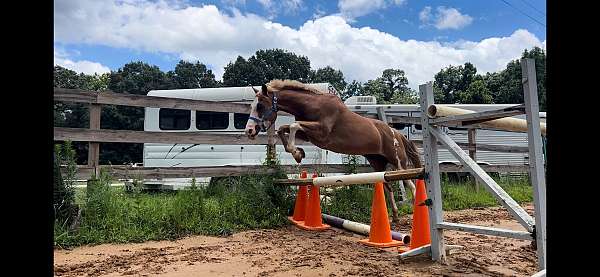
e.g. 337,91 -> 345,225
361,69 -> 417,104
457,79 -> 494,104
488,47 -> 546,110
102,61 -> 173,164
222,49 -> 312,86
167,60 -> 219,89
339,80 -> 364,101
309,66 -> 347,93
54,66 -> 110,164
108,61 -> 171,95
433,62 -> 477,104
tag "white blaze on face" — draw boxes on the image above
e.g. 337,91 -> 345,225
245,95 -> 260,138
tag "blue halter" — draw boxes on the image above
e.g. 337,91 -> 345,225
249,92 -> 278,132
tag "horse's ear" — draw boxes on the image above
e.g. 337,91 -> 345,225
261,84 -> 268,96
250,85 -> 259,94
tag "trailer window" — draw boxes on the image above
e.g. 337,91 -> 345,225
391,123 -> 407,130
196,111 -> 229,130
413,124 -> 422,130
159,109 -> 191,130
234,113 -> 250,129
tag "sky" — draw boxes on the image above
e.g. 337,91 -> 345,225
54,0 -> 546,89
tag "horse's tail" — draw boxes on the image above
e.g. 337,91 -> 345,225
396,131 -> 422,168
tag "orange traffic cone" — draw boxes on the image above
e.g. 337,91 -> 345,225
298,172 -> 330,231
288,170 -> 309,226
359,182 -> 404,248
409,179 -> 431,249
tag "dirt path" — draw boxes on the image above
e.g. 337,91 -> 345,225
54,204 -> 537,276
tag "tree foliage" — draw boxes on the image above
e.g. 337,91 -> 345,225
167,60 -> 219,89
309,66 -> 347,93
361,69 -> 417,104
433,62 -> 477,104
222,49 -> 311,86
339,80 -> 364,101
53,47 -> 546,166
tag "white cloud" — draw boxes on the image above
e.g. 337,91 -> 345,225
54,47 -> 111,75
419,6 -> 432,22
338,0 -> 405,20
54,56 -> 111,75
419,6 -> 473,30
54,0 -> 545,89
256,0 -> 272,9
313,5 -> 326,19
254,0 -> 302,19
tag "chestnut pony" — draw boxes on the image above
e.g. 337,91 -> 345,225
245,80 -> 421,223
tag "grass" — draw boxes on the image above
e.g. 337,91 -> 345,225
54,170 -> 294,248
322,175 -> 533,224
54,171 -> 533,248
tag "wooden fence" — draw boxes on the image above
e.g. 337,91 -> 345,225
54,88 -> 530,180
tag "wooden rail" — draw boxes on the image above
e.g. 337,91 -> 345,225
54,127 -> 528,153
62,164 -> 529,180
54,87 -> 533,179
54,88 -> 251,114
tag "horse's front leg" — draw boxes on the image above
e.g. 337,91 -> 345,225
288,121 -> 323,163
276,124 -> 295,153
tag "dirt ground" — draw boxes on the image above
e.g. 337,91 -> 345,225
54,204 -> 538,277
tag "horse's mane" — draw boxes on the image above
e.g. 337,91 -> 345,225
266,79 -> 327,95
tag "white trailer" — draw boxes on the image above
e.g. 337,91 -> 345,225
143,84 -> 545,188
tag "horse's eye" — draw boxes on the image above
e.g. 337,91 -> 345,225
256,103 -> 264,111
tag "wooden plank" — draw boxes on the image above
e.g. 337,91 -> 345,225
411,139 -> 529,153
439,164 -> 528,173
522,58 -> 546,270
388,115 -> 538,134
266,125 -> 276,163
54,127 -> 275,145
437,222 -> 532,241
468,129 -> 479,192
428,104 -> 546,135
531,269 -> 546,277
63,163 -> 529,180
87,104 -> 101,172
430,127 -> 535,232
429,105 -> 525,126
68,164 -> 376,180
54,88 -> 251,114
376,107 -> 388,124
387,115 -> 421,125
419,82 -> 445,262
399,244 -> 431,260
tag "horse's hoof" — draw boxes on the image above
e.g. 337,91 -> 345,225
292,149 -> 304,163
297,147 -> 305,159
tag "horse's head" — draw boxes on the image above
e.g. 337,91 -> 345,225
245,84 -> 278,139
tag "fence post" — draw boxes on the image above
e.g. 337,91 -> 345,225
266,126 -> 276,165
88,104 -> 101,177
521,58 -> 546,270
419,82 -> 446,262
468,128 -> 479,192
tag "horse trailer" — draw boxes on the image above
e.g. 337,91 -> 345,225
142,84 -> 545,189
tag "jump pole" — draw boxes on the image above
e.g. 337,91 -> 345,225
274,168 -> 424,186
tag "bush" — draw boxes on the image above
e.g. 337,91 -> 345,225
54,141 -> 78,239
54,172 -> 293,248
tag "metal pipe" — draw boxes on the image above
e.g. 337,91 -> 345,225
321,214 -> 410,244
